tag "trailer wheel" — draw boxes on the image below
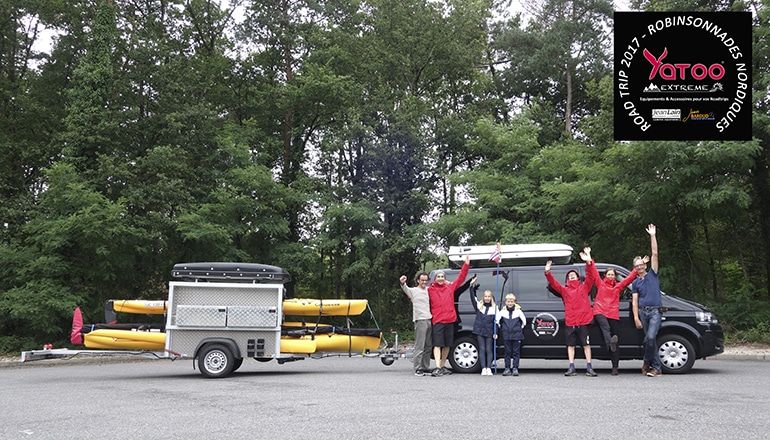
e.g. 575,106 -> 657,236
199,344 -> 235,378
380,356 -> 395,366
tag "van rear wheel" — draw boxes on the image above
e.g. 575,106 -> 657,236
448,336 -> 481,374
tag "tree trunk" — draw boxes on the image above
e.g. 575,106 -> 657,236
751,139 -> 770,301
564,66 -> 573,136
702,218 -> 719,300
675,207 -> 695,296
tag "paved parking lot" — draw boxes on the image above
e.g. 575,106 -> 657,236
2,356 -> 769,439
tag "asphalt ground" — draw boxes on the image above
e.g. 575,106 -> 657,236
2,355 -> 769,440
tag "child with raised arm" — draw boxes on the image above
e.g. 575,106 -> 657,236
496,293 -> 526,376
469,279 -> 497,376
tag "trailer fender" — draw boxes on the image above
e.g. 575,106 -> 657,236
193,338 -> 242,362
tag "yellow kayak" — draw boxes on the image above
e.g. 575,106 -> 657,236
279,338 -> 317,354
83,329 -> 166,351
283,334 -> 381,352
81,329 -> 376,354
111,300 -> 167,315
282,298 -> 368,316
110,298 -> 368,317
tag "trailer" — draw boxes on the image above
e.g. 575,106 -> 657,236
21,262 -> 406,377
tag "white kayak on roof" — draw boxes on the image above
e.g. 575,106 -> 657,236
448,243 -> 573,267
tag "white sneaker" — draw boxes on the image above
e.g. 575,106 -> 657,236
480,369 -> 485,376
483,368 -> 491,376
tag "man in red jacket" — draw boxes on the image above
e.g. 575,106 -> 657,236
545,247 -> 598,377
428,255 -> 470,377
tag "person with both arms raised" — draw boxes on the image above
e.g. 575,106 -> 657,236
588,253 -> 646,375
545,247 -> 598,377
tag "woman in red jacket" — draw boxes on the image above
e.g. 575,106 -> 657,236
587,255 -> 646,375
545,247 -> 597,377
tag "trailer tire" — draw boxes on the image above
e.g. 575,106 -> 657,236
199,344 -> 235,378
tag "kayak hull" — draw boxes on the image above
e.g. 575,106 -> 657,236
111,300 -> 167,315
81,329 -> 380,354
282,299 -> 368,316
83,329 -> 165,351
286,334 -> 381,352
109,298 -> 369,317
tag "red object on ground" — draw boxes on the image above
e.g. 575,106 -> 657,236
70,307 -> 83,345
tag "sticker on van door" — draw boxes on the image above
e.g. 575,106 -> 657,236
532,313 -> 560,339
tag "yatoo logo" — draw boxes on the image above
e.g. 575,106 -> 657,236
643,48 -> 725,81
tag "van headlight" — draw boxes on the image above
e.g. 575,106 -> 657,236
696,311 -> 717,324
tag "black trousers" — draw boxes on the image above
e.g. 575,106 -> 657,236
594,314 -> 620,368
504,340 -> 521,369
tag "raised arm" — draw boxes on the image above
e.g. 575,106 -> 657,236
580,247 -> 598,290
468,281 -> 480,312
399,275 -> 413,299
647,224 -> 659,273
544,260 -> 564,296
617,268 -> 639,292
449,255 -> 471,292
587,261 -> 601,286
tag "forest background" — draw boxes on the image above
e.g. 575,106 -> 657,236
2,0 -> 770,351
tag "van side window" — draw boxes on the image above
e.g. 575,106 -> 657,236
515,270 -> 569,301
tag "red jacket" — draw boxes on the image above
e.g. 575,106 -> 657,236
545,262 -> 595,327
588,263 -> 637,320
428,262 -> 470,324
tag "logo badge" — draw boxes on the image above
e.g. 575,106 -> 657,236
614,12 -> 752,140
531,313 -> 560,339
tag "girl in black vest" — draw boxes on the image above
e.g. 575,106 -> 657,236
496,293 -> 527,376
470,283 -> 497,376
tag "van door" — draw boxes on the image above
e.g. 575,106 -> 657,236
512,267 -> 572,359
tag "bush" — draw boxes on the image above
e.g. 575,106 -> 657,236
0,336 -> 39,355
700,286 -> 770,344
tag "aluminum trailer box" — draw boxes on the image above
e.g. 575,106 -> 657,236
165,281 -> 284,377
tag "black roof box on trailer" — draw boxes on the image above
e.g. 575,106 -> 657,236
171,262 -> 291,283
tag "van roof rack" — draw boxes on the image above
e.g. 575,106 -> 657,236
447,243 -> 573,268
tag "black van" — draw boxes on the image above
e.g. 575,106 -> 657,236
435,262 -> 724,374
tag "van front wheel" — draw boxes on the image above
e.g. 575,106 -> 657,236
448,336 -> 481,374
657,334 -> 695,374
